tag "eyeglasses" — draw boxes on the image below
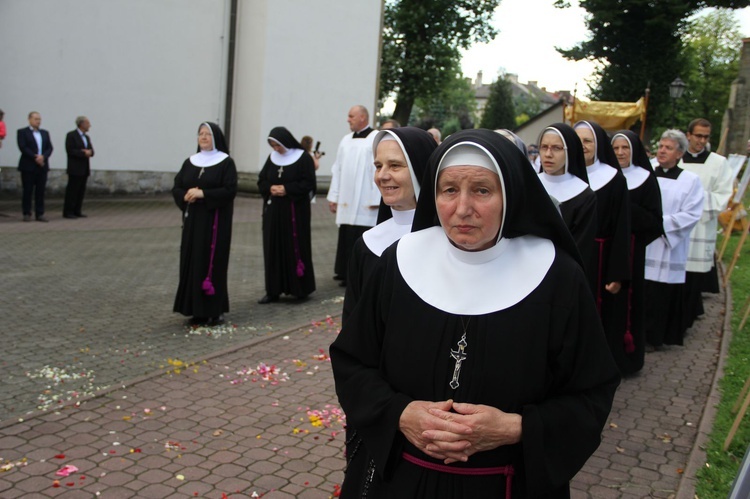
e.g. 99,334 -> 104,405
539,145 -> 566,153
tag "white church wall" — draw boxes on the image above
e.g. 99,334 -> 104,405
0,0 -> 383,192
232,0 -> 383,179
0,0 -> 228,176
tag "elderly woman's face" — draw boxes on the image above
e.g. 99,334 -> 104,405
540,133 -> 566,176
374,140 -> 416,211
612,137 -> 631,168
575,126 -> 596,166
198,126 -> 213,151
436,166 -> 503,252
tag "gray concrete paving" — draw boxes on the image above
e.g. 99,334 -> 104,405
0,194 -> 729,497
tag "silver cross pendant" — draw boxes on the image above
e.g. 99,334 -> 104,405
449,333 -> 468,389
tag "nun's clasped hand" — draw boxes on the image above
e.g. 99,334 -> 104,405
270,185 -> 286,197
400,399 -> 522,465
184,187 -> 204,203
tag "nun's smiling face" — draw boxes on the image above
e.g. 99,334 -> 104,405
612,137 -> 631,168
374,140 -> 416,211
540,133 -> 566,176
436,166 -> 503,252
198,126 -> 213,151
575,126 -> 596,166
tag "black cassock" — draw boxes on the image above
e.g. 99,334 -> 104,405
614,172 -> 662,374
590,174 -> 632,375
331,236 -> 619,499
559,188 -> 597,280
172,157 -> 237,318
258,152 -> 316,298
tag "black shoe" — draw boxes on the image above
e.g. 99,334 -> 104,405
257,295 -> 278,304
333,275 -> 343,281
75,213 -> 87,218
207,315 -> 225,326
36,216 -> 49,222
63,214 -> 78,219
339,281 -> 347,287
23,214 -> 31,222
189,317 -> 209,326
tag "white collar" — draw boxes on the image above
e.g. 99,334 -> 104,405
537,171 -> 588,203
270,148 -> 304,166
190,149 -> 228,167
621,164 -> 650,190
397,227 -> 554,315
586,159 -> 617,191
362,208 -> 415,257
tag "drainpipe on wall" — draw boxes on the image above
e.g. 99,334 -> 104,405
223,0 -> 238,147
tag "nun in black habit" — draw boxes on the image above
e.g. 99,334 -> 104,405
611,130 -> 663,375
257,127 -> 316,303
342,126 -> 436,325
574,121 -> 632,297
331,129 -> 619,498
173,122 -> 237,326
537,123 -> 598,282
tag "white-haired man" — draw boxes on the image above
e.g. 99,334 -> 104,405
644,130 -> 703,348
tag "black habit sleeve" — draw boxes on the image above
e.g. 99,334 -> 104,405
202,158 -> 238,210
630,175 -> 663,245
601,174 -> 632,283
562,189 -> 598,285
172,159 -> 191,212
282,153 -> 316,201
342,237 -> 374,327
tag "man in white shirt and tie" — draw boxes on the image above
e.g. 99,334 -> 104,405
17,111 -> 53,222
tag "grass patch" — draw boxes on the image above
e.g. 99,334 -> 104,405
695,227 -> 750,497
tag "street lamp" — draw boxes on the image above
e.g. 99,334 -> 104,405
669,77 -> 686,128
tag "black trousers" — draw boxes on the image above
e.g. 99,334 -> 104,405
63,174 -> 88,216
21,169 -> 48,216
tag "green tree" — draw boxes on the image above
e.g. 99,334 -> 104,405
411,67 -> 477,131
680,9 -> 742,145
479,77 -> 516,130
555,0 -> 749,136
381,0 -> 500,125
513,92 -> 542,123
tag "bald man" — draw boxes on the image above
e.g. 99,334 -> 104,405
326,105 -> 380,286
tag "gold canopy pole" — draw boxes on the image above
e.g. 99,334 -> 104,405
639,86 -> 650,141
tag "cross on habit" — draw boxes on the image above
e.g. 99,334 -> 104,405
449,333 -> 468,389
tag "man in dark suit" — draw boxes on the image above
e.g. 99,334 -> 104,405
63,116 -> 94,218
17,111 -> 53,222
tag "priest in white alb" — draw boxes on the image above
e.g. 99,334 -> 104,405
679,118 -> 734,328
644,130 -> 704,347
327,105 -> 381,286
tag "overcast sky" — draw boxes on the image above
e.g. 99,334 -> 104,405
460,0 -> 750,97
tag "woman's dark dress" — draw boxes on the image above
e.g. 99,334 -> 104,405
172,157 -> 237,318
331,236 -> 620,499
591,174 -> 632,375
614,173 -> 663,374
258,152 -> 317,298
559,188 -> 597,278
